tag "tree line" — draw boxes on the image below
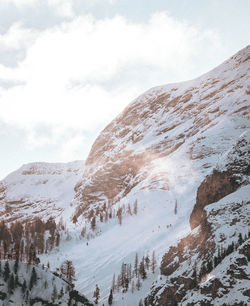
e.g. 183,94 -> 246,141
0,217 -> 62,263
80,200 -> 139,238
106,251 -> 157,305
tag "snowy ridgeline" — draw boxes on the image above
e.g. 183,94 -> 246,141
0,260 -> 93,306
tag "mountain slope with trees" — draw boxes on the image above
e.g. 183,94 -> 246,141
0,46 -> 249,305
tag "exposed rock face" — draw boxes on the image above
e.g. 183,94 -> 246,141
190,134 -> 250,229
74,46 -> 250,220
190,170 -> 238,229
146,134 -> 250,305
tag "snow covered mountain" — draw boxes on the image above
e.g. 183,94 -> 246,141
0,46 -> 249,305
146,132 -> 250,305
73,45 -> 249,221
0,161 -> 83,223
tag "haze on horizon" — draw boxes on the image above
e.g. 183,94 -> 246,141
0,0 -> 249,180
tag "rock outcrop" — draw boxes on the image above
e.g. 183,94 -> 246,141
190,133 -> 250,229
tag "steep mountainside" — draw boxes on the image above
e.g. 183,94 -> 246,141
146,133 -> 250,305
0,46 -> 249,305
0,260 -> 93,306
0,161 -> 83,223
74,45 -> 250,220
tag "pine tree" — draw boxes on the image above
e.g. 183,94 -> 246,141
138,299 -> 143,306
91,216 -> 96,231
60,260 -> 76,284
8,273 -> 15,294
117,207 -> 123,225
145,255 -> 150,270
131,280 -> 135,293
112,273 -> 116,292
3,261 -> 10,281
174,200 -> 177,215
59,287 -> 64,299
206,260 -> 213,273
14,259 -> 19,274
127,203 -> 132,215
56,232 -> 60,247
134,253 -> 139,277
136,274 -> 141,291
238,233 -> 243,245
151,251 -> 157,274
192,266 -> 197,286
22,279 -> 27,293
133,200 -> 138,215
52,284 -> 58,302
93,284 -> 100,304
139,256 -> 147,280
15,274 -> 19,287
108,289 -> 113,305
29,267 -> 37,290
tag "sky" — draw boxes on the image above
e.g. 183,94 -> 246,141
0,0 -> 249,179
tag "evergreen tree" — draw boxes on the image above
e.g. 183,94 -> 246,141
22,279 -> 27,293
60,260 -> 76,284
145,255 -> 150,270
131,280 -> 135,293
192,266 -> 197,286
52,284 -> 58,302
3,261 -> 10,282
59,287 -> 64,299
127,203 -> 132,216
112,273 -> 116,292
93,284 -> 100,304
133,200 -> 138,215
139,256 -> 147,280
55,232 -> 60,247
91,216 -> 96,231
138,299 -> 143,306
15,274 -> 19,287
29,267 -> 37,290
206,260 -> 213,273
108,289 -> 113,305
117,207 -> 123,225
174,200 -> 178,215
151,251 -> 157,274
14,259 -> 19,274
8,273 -> 15,294
136,274 -> 141,291
134,253 -> 139,277
238,233 -> 243,245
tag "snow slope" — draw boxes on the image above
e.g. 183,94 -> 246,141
0,46 -> 249,305
0,161 -> 83,223
0,260 -> 93,305
41,46 -> 249,304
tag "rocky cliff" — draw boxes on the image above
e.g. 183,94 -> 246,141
73,45 -> 250,221
145,133 -> 250,305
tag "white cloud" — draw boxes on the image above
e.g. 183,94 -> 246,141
0,0 -> 38,7
61,135 -> 86,160
0,23 -> 37,51
47,0 -> 75,18
0,12 -> 222,150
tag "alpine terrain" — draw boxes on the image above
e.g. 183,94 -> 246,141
0,46 -> 249,305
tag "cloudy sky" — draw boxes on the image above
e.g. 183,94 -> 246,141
0,0 -> 249,179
